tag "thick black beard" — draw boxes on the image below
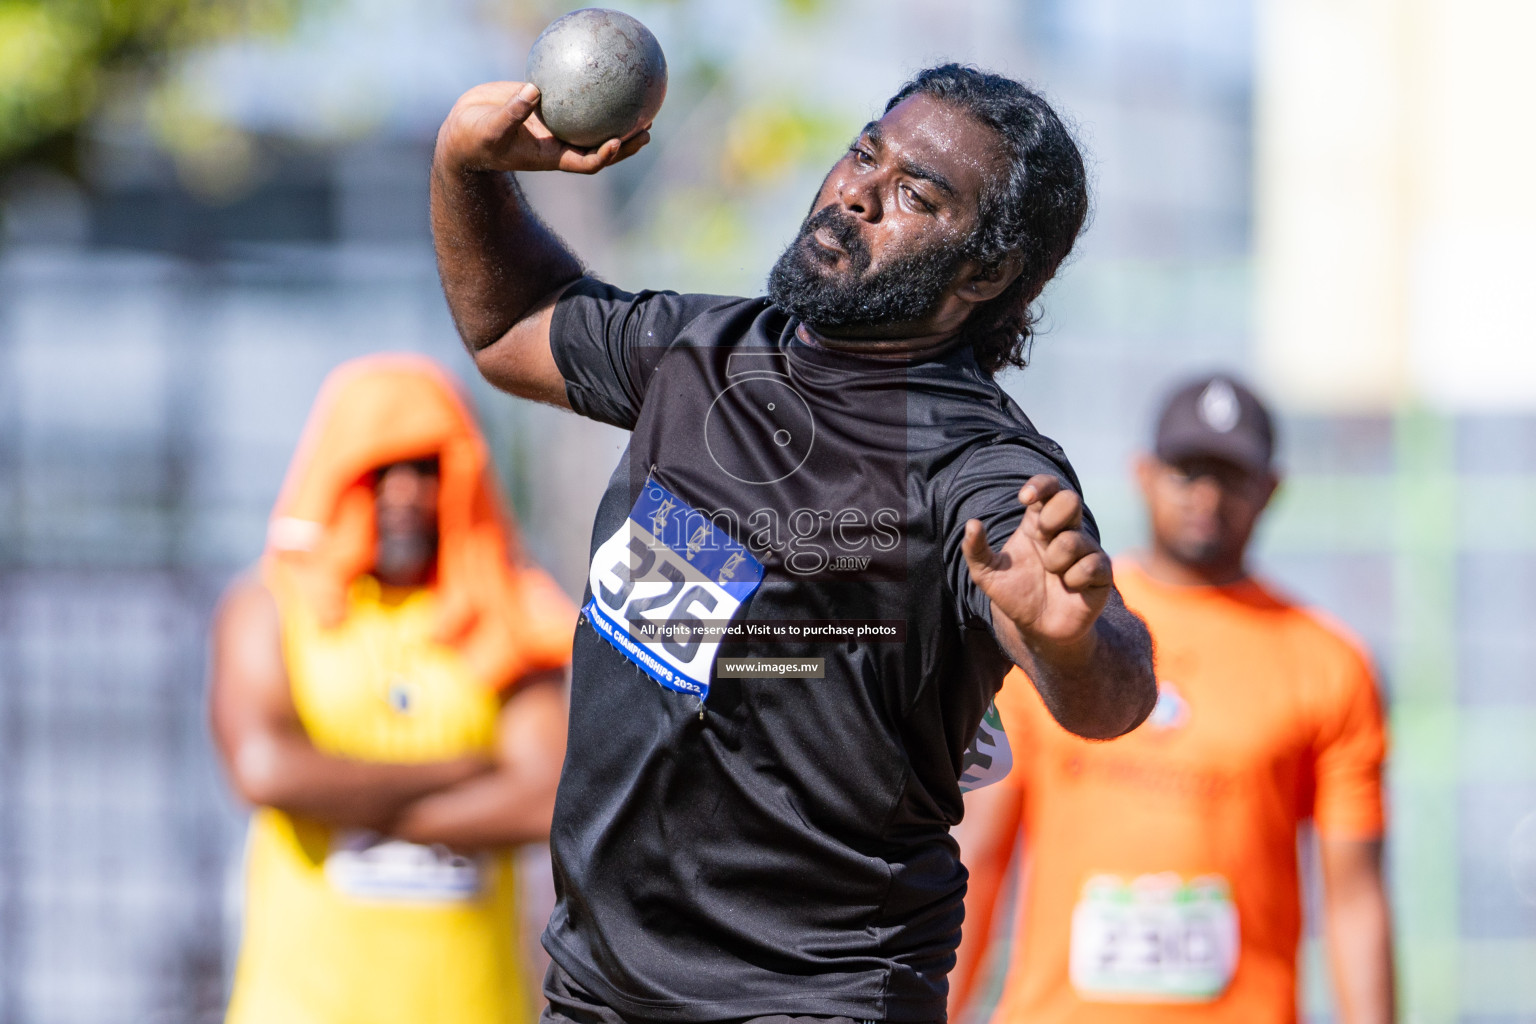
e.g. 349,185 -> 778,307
767,205 -> 966,332
374,531 -> 437,587
1168,533 -> 1236,573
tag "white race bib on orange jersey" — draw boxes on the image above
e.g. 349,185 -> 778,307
1069,872 -> 1239,1002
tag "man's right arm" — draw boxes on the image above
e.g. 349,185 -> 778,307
209,574 -> 490,832
429,81 -> 650,405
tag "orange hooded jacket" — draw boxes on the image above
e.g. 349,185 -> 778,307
261,353 -> 573,688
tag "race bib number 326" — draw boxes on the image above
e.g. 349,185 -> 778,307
1069,872 -> 1239,1003
585,481 -> 764,699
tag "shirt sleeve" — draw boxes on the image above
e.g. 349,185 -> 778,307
942,439 -> 1100,635
1310,637 -> 1389,840
548,278 -> 748,430
509,566 -> 579,676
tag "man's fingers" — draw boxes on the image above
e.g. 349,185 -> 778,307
610,130 -> 651,164
585,132 -> 651,170
961,519 -> 1003,580
1037,488 -> 1084,537
1059,551 -> 1113,592
557,139 -> 621,174
1041,529 -> 1097,577
1017,474 -> 1063,508
485,82 -> 541,142
446,78 -> 649,175
592,138 -> 623,168
457,80 -> 526,108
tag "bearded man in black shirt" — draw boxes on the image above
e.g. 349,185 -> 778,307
431,65 -> 1157,1024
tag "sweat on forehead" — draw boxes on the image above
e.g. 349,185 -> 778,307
866,100 -> 1007,194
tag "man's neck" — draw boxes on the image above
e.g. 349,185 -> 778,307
371,566 -> 434,589
1137,543 -> 1248,588
796,322 -> 962,362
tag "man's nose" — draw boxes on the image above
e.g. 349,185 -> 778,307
380,467 -> 431,504
1185,476 -> 1223,514
836,171 -> 881,222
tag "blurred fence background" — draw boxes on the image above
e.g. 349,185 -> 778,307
1,0 -> 1533,1022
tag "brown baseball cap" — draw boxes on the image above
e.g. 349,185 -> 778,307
1153,373 -> 1275,474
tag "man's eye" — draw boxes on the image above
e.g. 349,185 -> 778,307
850,145 -> 875,165
902,184 -> 933,212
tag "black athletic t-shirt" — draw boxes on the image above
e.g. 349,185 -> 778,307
543,279 -> 1097,1024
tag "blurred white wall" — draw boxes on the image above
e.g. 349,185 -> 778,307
1257,0 -> 1536,411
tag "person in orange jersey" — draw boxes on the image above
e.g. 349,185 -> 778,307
211,354 -> 576,1024
951,375 -> 1395,1024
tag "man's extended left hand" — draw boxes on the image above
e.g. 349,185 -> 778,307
961,474 -> 1112,648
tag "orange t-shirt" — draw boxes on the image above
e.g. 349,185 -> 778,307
985,559 -> 1387,1024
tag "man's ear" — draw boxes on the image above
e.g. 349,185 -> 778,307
1133,454 -> 1161,504
1257,470 -> 1281,512
957,252 -> 1024,304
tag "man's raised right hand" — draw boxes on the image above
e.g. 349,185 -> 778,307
434,81 -> 652,176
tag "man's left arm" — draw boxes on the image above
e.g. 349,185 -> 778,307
391,669 -> 567,849
1319,837 -> 1396,1024
1311,641 -> 1395,1022
961,474 -> 1156,740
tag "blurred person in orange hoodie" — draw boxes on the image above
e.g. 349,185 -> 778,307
210,354 -> 576,1024
951,375 -> 1395,1024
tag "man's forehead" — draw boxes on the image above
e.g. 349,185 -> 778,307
866,94 -> 1001,191
1163,453 -> 1261,483
377,455 -> 441,477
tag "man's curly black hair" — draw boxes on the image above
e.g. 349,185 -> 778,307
886,65 -> 1089,375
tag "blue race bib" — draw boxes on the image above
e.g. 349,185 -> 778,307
585,481 -> 764,699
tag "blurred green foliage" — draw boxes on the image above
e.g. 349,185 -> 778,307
776,0 -> 826,17
720,101 -> 849,186
0,0 -> 302,174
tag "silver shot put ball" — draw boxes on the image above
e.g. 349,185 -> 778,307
526,8 -> 667,149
